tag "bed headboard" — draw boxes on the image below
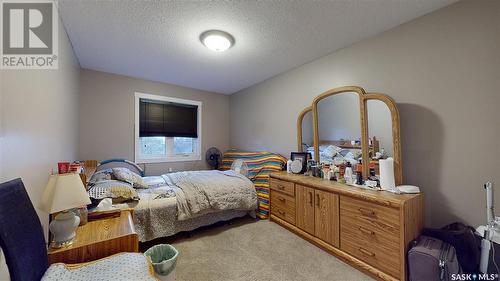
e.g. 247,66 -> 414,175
96,159 -> 145,176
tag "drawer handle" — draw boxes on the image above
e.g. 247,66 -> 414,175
277,184 -> 285,190
358,247 -> 375,257
358,207 -> 375,217
277,209 -> 285,215
358,226 -> 375,236
278,197 -> 286,202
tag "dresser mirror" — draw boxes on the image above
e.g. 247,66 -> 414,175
309,86 -> 402,184
366,99 -> 392,176
312,89 -> 364,166
296,106 -> 313,152
365,92 -> 402,185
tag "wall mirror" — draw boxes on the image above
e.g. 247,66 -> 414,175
297,106 -> 313,152
308,86 -> 402,185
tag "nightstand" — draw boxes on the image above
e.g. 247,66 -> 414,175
47,210 -> 138,264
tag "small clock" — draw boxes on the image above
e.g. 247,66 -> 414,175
290,159 -> 303,174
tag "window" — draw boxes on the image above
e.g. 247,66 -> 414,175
135,92 -> 202,163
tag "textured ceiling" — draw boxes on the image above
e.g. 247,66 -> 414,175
58,0 -> 457,94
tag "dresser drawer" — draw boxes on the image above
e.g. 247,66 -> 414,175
340,214 -> 400,253
340,196 -> 400,233
270,190 -> 296,212
269,178 -> 295,197
271,203 -> 296,225
341,235 -> 400,278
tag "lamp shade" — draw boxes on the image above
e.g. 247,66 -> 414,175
39,174 -> 91,214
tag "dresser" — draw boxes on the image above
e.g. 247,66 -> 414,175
269,172 -> 423,281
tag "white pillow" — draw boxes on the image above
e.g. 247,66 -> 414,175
112,167 -> 148,189
322,145 -> 342,159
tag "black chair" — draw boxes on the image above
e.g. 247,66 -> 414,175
0,178 -> 158,281
0,178 -> 48,281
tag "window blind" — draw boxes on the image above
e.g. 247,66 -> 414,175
139,99 -> 198,138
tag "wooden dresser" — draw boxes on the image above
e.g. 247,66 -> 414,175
269,172 -> 423,281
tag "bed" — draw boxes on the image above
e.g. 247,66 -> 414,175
88,159 -> 258,242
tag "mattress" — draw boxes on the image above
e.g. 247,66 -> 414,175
115,176 -> 254,242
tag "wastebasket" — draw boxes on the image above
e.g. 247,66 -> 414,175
144,244 -> 179,281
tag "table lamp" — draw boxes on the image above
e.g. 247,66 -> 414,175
39,173 -> 91,248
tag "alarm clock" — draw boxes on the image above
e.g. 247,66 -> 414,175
290,159 -> 303,174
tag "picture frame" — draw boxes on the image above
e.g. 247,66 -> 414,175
290,152 -> 311,174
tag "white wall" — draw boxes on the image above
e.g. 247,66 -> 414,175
230,0 -> 500,227
0,16 -> 80,279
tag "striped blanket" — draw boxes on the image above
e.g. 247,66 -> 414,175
222,150 -> 287,219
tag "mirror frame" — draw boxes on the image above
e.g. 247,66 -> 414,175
310,86 -> 402,185
296,106 -> 312,152
312,86 -> 368,177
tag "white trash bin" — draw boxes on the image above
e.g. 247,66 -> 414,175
144,244 -> 179,281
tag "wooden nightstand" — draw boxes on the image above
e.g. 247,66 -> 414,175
47,210 -> 138,264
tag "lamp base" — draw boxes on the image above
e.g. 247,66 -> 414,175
49,210 -> 80,249
50,238 -> 75,249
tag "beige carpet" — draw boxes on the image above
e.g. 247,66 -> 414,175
145,216 -> 373,281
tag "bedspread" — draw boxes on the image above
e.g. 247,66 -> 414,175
164,170 -> 257,220
221,150 -> 287,219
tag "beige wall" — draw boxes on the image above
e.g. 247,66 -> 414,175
0,17 -> 81,279
230,0 -> 500,227
79,70 -> 230,176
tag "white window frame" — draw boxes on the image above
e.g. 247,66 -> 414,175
134,92 -> 202,163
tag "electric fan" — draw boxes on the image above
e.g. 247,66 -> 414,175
205,147 -> 222,169
231,159 -> 249,177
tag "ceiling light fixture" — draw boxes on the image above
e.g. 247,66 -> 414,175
200,30 -> 234,52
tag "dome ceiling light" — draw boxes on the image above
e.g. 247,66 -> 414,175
200,30 -> 235,52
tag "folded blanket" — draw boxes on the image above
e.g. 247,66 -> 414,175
164,170 -> 257,220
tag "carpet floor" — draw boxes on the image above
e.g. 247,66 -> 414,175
141,216 -> 373,281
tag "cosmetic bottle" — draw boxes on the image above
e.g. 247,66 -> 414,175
332,166 -> 339,181
356,160 -> 363,185
344,162 -> 353,184
369,162 -> 376,177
